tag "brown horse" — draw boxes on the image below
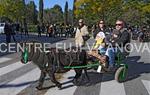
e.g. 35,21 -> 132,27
20,42 -> 89,90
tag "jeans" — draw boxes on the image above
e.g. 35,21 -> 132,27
99,46 -> 121,67
105,48 -> 117,67
98,46 -> 107,55
6,35 -> 11,43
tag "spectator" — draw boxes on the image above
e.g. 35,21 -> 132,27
11,23 -> 16,42
37,24 -> 41,37
46,24 -> 49,37
48,25 -> 53,37
4,22 -> 11,43
128,27 -> 133,41
20,26 -> 24,38
138,26 -> 145,42
41,23 -> 45,33
16,23 -> 20,32
24,22 -> 29,36
75,19 -> 89,47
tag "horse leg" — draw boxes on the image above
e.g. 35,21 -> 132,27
73,69 -> 82,85
83,69 -> 91,86
36,70 -> 46,90
84,69 -> 90,81
46,53 -> 62,89
47,70 -> 62,89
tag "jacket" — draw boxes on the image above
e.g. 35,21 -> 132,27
112,28 -> 130,46
75,25 -> 89,47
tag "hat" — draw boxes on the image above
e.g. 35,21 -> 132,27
96,32 -> 105,39
79,19 -> 84,23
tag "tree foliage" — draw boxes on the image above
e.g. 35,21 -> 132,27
0,0 -> 25,22
68,9 -> 74,25
38,0 -> 44,24
43,4 -> 63,24
74,0 -> 150,26
64,1 -> 69,25
26,1 -> 38,24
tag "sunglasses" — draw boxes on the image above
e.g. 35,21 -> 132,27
116,24 -> 122,26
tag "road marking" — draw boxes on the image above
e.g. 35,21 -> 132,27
0,61 -> 27,77
100,80 -> 126,95
0,58 -> 12,63
45,70 -> 77,95
142,80 -> 150,95
0,68 -> 40,95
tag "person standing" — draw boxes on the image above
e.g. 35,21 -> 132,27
127,27 -> 133,41
75,19 -> 89,47
11,23 -> 16,42
24,22 -> 29,36
138,26 -> 145,42
41,23 -> 45,33
48,25 -> 53,37
46,24 -> 49,37
37,24 -> 41,37
4,22 -> 11,43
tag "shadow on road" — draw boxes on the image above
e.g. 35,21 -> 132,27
0,80 -> 37,88
125,56 -> 150,81
1,56 -> 149,90
78,56 -> 150,86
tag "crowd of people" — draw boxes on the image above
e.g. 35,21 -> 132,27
36,23 -> 75,38
3,19 -> 150,44
3,22 -> 76,43
129,25 -> 150,42
2,18 -> 150,71
4,22 -> 19,43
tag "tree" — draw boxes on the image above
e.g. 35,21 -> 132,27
43,5 -> 63,24
74,0 -> 150,26
68,9 -> 74,25
64,1 -> 69,25
38,0 -> 44,24
26,1 -> 38,24
141,1 -> 150,25
43,9 -> 52,24
0,0 -> 25,22
122,0 -> 145,26
73,0 -> 77,25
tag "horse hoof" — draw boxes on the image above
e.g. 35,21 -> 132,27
84,82 -> 91,86
36,86 -> 42,90
72,79 -> 77,85
73,81 -> 81,86
57,83 -> 62,89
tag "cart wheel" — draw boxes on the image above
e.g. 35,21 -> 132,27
115,66 -> 127,83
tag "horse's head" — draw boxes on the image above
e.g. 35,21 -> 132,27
20,40 -> 40,64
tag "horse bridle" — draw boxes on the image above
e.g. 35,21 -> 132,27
22,47 -> 28,64
22,43 -> 35,64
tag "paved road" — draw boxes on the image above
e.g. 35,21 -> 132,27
0,37 -> 150,95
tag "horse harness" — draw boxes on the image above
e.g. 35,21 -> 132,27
50,49 -> 81,69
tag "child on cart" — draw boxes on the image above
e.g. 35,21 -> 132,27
88,31 -> 108,72
93,31 -> 107,55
